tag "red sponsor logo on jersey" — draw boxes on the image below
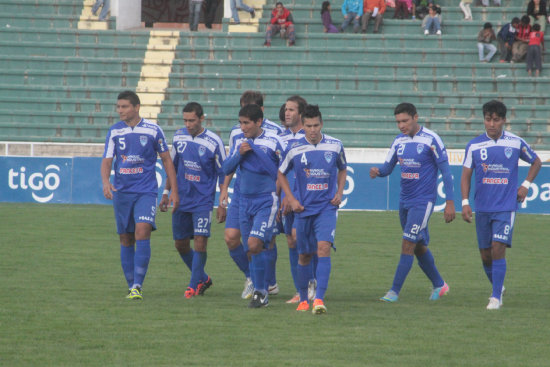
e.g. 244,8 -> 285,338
482,177 -> 508,184
401,172 -> 419,179
119,167 -> 143,174
185,173 -> 201,182
306,183 -> 328,191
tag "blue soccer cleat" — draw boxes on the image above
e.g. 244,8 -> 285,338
380,290 -> 399,302
430,282 -> 449,300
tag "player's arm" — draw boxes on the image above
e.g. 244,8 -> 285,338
370,148 -> 397,178
159,150 -> 179,212
160,144 -> 178,212
277,171 -> 304,213
460,166 -> 473,223
437,160 -> 455,223
517,156 -> 542,202
330,167 -> 347,207
100,157 -> 115,200
216,178 -> 228,223
222,142 -> 248,175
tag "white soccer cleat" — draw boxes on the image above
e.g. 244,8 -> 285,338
308,279 -> 317,301
241,277 -> 254,299
486,297 -> 501,310
268,283 -> 279,295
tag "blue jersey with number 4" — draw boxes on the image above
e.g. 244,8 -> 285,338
103,119 -> 169,194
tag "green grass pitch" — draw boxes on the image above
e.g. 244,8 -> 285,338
1,203 -> 548,366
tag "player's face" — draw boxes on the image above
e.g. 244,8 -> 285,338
117,99 -> 140,124
239,116 -> 262,138
183,111 -> 204,137
285,101 -> 301,129
484,112 -> 506,140
303,116 -> 323,144
395,112 -> 419,137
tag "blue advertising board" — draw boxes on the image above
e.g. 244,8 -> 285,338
1,157 -> 549,214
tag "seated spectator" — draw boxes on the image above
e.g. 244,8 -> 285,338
92,0 -> 110,21
459,0 -> 473,20
477,22 -> 497,62
526,23 -> 545,77
512,16 -> 532,63
264,2 -> 295,46
321,1 -> 339,33
527,0 -> 547,33
340,0 -> 363,33
361,0 -> 386,33
422,4 -> 442,35
394,0 -> 412,19
481,0 -> 501,6
497,17 -> 520,63
413,0 -> 433,20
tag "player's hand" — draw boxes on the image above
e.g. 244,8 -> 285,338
461,205 -> 472,223
281,196 -> 293,215
219,189 -> 229,209
369,167 -> 379,179
216,205 -> 227,223
443,200 -> 455,223
169,192 -> 179,213
330,192 -> 343,207
517,186 -> 529,202
102,183 -> 115,200
239,142 -> 252,155
289,197 -> 304,213
159,193 -> 169,212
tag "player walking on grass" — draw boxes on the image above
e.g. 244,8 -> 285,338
159,102 -> 226,299
222,104 -> 286,308
461,100 -> 541,310
278,105 -> 347,314
370,102 -> 455,303
101,90 -> 179,300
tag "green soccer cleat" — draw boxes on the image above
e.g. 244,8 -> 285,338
127,287 -> 142,300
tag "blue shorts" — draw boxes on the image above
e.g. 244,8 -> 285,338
172,209 -> 212,240
282,211 -> 295,236
112,191 -> 157,234
475,211 -> 516,248
239,192 -> 278,248
225,188 -> 240,230
399,201 -> 433,245
295,210 -> 337,255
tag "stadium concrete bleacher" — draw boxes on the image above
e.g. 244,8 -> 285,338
0,0 -> 548,156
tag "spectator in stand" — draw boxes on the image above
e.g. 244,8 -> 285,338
497,17 -> 520,63
413,0 -> 433,20
188,0 -> 203,31
340,0 -> 363,33
480,0 -> 501,6
230,0 -> 255,25
204,0 -> 220,29
92,0 -> 110,21
422,4 -> 442,35
321,1 -> 340,33
477,22 -> 497,62
394,0 -> 412,19
512,16 -> 532,63
361,0 -> 386,33
459,0 -> 472,20
527,0 -> 547,33
264,2 -> 296,46
526,23 -> 545,77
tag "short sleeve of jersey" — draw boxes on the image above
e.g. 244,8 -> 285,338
519,138 -> 538,164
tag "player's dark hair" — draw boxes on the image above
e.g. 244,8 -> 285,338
394,102 -> 417,117
239,104 -> 263,122
482,100 -> 507,119
321,1 -> 330,14
286,95 -> 308,115
302,104 -> 323,122
511,17 -> 520,25
279,103 -> 286,123
117,90 -> 140,106
182,102 -> 204,117
533,23 -> 541,31
240,90 -> 264,107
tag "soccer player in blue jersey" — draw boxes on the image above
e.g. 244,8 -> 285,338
461,100 -> 541,310
101,90 -> 179,300
278,104 -> 347,314
222,104 -> 286,308
159,102 -> 226,299
219,91 -> 284,300
370,102 -> 455,303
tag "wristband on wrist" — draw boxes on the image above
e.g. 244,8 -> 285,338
462,199 -> 470,207
162,189 -> 170,196
521,180 -> 531,190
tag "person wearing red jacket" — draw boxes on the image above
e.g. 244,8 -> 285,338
361,0 -> 386,33
264,2 -> 296,46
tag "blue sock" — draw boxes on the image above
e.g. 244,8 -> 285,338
391,254 -> 414,294
189,251 -> 207,289
297,263 -> 311,302
289,247 -> 299,291
416,249 -> 444,288
491,258 -> 506,300
120,244 -> 135,288
133,239 -> 151,288
263,244 -> 277,288
179,249 -> 194,271
315,257 -> 331,300
229,244 -> 250,278
483,263 -> 492,283
251,253 -> 266,294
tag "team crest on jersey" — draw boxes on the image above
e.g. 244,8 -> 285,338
417,144 -> 424,154
140,136 -> 147,146
504,147 -> 512,159
324,152 -> 333,163
260,146 -> 268,153
199,145 -> 206,156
